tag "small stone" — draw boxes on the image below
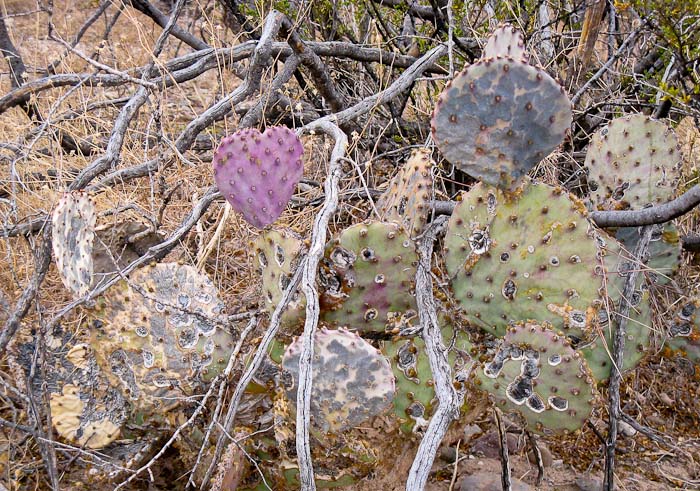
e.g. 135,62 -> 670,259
527,442 -> 553,467
460,471 -> 533,491
618,420 -> 637,437
575,476 -> 603,491
463,424 -> 483,440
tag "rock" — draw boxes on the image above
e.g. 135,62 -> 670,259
460,472 -> 532,491
575,476 -> 603,491
527,442 -> 553,467
470,431 -> 522,458
618,420 -> 637,437
463,424 -> 483,440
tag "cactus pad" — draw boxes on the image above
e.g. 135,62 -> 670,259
376,148 -> 434,239
212,126 -> 304,228
585,114 -> 681,210
667,298 -> 700,365
477,321 -> 596,434
431,58 -> 571,190
448,182 -> 602,339
281,327 -> 395,433
10,332 -> 127,449
483,24 -> 528,61
51,191 -> 96,297
615,223 -> 682,285
320,222 -> 419,334
91,263 -> 233,410
254,228 -> 307,331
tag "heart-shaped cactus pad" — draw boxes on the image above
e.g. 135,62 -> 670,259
212,126 -> 304,228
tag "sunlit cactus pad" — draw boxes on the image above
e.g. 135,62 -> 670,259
376,148 -> 434,239
51,191 -> 96,297
447,182 -> 602,339
212,126 -> 304,228
477,321 -> 596,435
91,263 -> 233,411
281,327 -> 395,433
255,228 -> 307,331
483,23 -> 528,61
667,298 -> 700,365
9,332 -> 127,449
431,57 -> 571,190
585,114 -> 681,210
320,221 -> 419,334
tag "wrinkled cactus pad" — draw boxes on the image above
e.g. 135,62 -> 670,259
447,182 -> 602,339
281,327 -> 395,433
585,114 -> 680,210
212,126 -> 304,228
91,262 -> 233,411
9,330 -> 127,449
320,221 -> 419,334
376,148 -> 434,239
431,57 -> 571,190
667,298 -> 700,365
483,23 -> 528,61
477,321 -> 596,435
52,191 -> 96,297
255,228 -> 307,332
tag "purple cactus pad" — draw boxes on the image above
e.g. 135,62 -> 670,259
212,126 -> 304,228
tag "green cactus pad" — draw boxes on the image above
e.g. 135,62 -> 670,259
431,58 -> 571,190
667,298 -> 700,365
91,263 -> 234,411
320,222 -> 419,334
51,191 -> 96,297
615,223 -> 682,285
444,182 -> 504,276
281,327 -> 395,433
449,182 -> 602,339
477,321 -> 596,435
483,24 -> 528,61
376,148 -> 434,239
254,228 -> 307,331
585,114 -> 681,210
383,320 -> 473,433
9,330 -> 127,449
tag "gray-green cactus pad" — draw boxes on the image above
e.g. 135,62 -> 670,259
320,221 -> 419,334
477,321 -> 596,435
255,228 -> 306,331
483,24 -> 528,61
376,148 -> 434,239
52,191 -> 96,297
91,263 -> 233,411
281,327 -> 395,433
585,114 -> 681,210
431,58 -> 571,190
447,182 -> 602,339
667,298 -> 700,364
615,223 -> 682,285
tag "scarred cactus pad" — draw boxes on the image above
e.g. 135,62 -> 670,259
281,327 -> 395,433
483,23 -> 528,61
212,126 -> 304,228
52,191 -> 96,297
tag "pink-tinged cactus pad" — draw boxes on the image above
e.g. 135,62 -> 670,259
212,126 -> 304,228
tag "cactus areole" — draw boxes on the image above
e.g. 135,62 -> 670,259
212,126 -> 304,228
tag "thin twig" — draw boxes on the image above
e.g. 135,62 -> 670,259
494,407 -> 512,491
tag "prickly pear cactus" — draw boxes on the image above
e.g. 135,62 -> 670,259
212,126 -> 304,228
376,148 -> 434,239
483,23 -> 528,61
91,263 -> 233,411
446,182 -> 602,339
9,330 -> 127,449
255,228 -> 307,332
667,298 -> 700,365
281,326 -> 395,433
320,221 -> 419,335
615,223 -> 682,285
476,321 -> 596,435
585,114 -> 681,210
51,191 -> 96,297
431,49 -> 571,189
382,319 -> 474,433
